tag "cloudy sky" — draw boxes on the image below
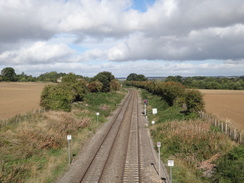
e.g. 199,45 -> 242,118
0,0 -> 244,78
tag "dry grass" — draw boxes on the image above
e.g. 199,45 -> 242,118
0,110 -> 91,182
151,119 -> 235,182
0,88 -> 126,182
154,122 -> 233,166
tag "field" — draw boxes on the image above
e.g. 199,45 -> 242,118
199,89 -> 244,130
0,82 -> 48,120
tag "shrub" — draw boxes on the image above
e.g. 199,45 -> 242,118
93,71 -> 115,92
185,89 -> 205,113
211,145 -> 244,183
88,80 -> 103,92
110,79 -> 120,91
156,82 -> 185,106
40,80 -> 87,111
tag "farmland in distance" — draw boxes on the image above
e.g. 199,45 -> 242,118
0,82 -> 48,120
199,89 -> 244,130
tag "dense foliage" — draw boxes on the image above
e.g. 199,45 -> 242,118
40,72 -> 120,111
125,80 -> 205,113
166,75 -> 244,90
40,79 -> 88,112
91,71 -> 118,92
211,145 -> 244,183
126,73 -> 148,81
1,67 -> 17,81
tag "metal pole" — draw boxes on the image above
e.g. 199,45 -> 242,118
170,166 -> 173,182
158,146 -> 160,180
68,140 -> 71,165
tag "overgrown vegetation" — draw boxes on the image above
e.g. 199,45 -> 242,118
0,90 -> 125,182
138,88 -> 242,183
125,80 -> 205,113
40,72 -> 120,112
211,146 -> 244,183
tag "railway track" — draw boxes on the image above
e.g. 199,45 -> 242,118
79,89 -> 142,182
58,89 -> 168,183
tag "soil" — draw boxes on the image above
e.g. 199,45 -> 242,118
199,89 -> 244,130
0,82 -> 48,120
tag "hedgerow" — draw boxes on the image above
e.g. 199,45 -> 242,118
125,80 -> 205,113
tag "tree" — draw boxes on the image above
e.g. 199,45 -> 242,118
126,73 -> 138,81
159,82 -> 185,106
93,71 -> 115,92
1,67 -> 16,81
40,80 -> 88,112
126,73 -> 147,81
166,75 -> 183,83
37,71 -> 66,82
184,89 -> 205,113
88,80 -> 103,92
62,73 -> 78,83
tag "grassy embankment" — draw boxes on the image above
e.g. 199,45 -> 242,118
140,89 -> 241,183
0,90 -> 126,183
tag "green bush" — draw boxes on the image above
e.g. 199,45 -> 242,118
40,81 -> 87,111
211,146 -> 244,183
185,89 -> 205,113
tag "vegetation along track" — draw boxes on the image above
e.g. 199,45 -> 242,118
58,89 -> 167,183
78,89 -> 140,182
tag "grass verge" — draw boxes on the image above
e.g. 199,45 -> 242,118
139,89 -> 238,183
0,90 -> 126,182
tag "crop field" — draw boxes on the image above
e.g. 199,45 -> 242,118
0,82 -> 48,120
199,89 -> 244,130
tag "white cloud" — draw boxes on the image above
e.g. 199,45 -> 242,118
0,41 -> 73,65
0,0 -> 244,76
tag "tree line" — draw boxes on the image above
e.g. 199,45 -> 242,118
165,75 -> 244,90
125,80 -> 205,114
0,67 -> 121,112
0,67 -> 74,82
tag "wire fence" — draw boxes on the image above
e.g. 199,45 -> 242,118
199,111 -> 243,145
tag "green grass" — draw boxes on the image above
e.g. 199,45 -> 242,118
140,89 -> 196,125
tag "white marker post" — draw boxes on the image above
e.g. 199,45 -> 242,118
168,160 -> 174,182
67,135 -> 72,165
157,142 -> 161,180
96,112 -> 100,126
152,120 -> 155,125
152,108 -> 157,114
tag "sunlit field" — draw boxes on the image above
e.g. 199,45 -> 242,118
200,89 -> 244,129
0,82 -> 48,120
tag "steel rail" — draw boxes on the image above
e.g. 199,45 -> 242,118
79,89 -> 134,183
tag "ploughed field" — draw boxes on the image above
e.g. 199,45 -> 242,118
199,89 -> 244,130
0,82 -> 48,120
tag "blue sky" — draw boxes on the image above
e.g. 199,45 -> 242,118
132,0 -> 155,12
0,0 -> 244,77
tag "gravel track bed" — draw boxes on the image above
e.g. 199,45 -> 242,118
57,89 -> 170,183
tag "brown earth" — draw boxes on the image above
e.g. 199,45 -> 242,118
199,89 -> 244,130
0,82 -> 49,120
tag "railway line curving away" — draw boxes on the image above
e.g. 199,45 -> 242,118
58,89 -> 170,183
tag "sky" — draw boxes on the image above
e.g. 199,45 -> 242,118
0,0 -> 244,78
